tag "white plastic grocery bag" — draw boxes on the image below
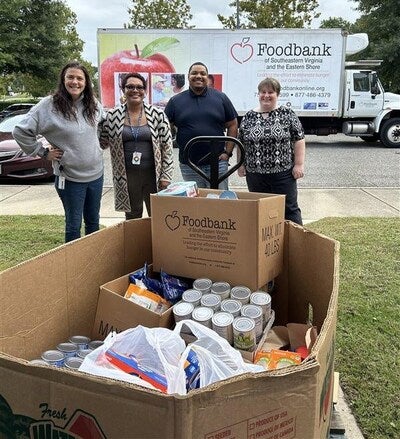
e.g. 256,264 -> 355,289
173,320 -> 263,389
79,326 -> 187,394
79,321 -> 262,395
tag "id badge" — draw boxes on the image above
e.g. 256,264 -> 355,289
58,175 -> 65,190
132,151 -> 142,165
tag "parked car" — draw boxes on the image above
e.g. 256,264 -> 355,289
0,137 -> 54,181
0,113 -> 28,142
0,103 -> 35,120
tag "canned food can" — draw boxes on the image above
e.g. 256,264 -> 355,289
41,350 -> 65,367
211,281 -> 231,300
212,312 -> 234,345
250,291 -> 272,323
77,349 -> 93,359
233,316 -> 256,351
57,342 -> 78,358
173,301 -> 194,323
230,286 -> 251,304
200,293 -> 221,311
182,288 -> 202,307
69,335 -> 91,350
220,298 -> 242,317
64,356 -> 84,370
192,306 -> 214,328
88,340 -> 104,350
193,278 -> 212,294
241,304 -> 264,342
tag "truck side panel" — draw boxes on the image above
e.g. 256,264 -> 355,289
97,28 -> 346,116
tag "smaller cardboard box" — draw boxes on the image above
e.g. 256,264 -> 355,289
151,190 -> 285,290
92,272 -> 174,340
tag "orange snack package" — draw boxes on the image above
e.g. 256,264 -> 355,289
124,283 -> 171,314
254,349 -> 301,370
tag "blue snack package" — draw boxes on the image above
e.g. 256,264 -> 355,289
129,266 -> 146,284
143,275 -> 164,297
105,349 -> 168,393
129,263 -> 164,297
184,349 -> 200,391
161,269 -> 190,304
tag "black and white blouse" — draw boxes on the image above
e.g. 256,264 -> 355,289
238,106 -> 305,174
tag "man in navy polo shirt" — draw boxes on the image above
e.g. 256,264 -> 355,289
165,62 -> 238,189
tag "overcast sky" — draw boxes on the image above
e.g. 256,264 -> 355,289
65,0 -> 360,66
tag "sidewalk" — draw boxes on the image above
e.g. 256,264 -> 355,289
1,184 -> 399,226
0,183 -> 399,439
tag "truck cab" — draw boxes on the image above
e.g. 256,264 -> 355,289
342,61 -> 400,147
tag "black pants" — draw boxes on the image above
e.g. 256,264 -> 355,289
246,169 -> 303,225
125,167 -> 157,220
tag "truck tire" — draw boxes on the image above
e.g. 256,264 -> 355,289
380,118 -> 400,148
360,135 -> 379,143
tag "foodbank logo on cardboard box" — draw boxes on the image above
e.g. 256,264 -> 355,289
164,210 -> 237,232
0,394 -> 106,438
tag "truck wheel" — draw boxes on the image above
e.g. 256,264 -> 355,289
360,135 -> 379,143
380,118 -> 400,148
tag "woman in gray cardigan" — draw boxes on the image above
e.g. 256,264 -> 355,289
13,61 -> 105,242
101,73 -> 174,219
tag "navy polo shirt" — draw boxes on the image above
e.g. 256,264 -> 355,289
164,87 -> 238,165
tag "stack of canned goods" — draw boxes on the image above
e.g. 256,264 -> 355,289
173,278 -> 274,351
30,335 -> 104,369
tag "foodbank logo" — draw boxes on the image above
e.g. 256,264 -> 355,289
0,393 -> 106,438
164,211 -> 237,231
165,210 -> 180,231
230,37 -> 254,64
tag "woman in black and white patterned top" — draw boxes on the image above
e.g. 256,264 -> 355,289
238,77 -> 306,225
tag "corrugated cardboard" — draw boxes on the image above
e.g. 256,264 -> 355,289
92,272 -> 174,340
0,219 -> 339,438
150,190 -> 285,290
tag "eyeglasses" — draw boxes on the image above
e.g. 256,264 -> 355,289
125,85 -> 145,91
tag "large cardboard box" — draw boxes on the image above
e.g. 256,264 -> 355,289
151,190 -> 285,291
92,272 -> 174,340
0,219 -> 339,439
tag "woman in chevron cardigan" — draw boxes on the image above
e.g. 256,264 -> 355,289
101,73 -> 174,219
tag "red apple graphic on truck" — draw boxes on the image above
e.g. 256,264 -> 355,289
100,37 -> 178,108
230,37 -> 254,64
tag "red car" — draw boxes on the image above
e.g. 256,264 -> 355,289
0,113 -> 54,181
0,138 -> 54,181
0,113 -> 27,142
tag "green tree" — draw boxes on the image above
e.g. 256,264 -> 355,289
351,0 -> 400,92
218,0 -> 320,29
0,0 -> 84,96
320,17 -> 357,33
125,0 -> 193,29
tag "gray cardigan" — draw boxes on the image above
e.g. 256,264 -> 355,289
13,96 -> 105,183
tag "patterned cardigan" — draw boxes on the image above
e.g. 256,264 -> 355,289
100,103 -> 174,212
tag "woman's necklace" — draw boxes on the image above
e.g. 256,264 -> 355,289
126,106 -> 143,142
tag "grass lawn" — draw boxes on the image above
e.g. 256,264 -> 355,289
307,217 -> 399,439
0,215 -> 64,271
0,215 -> 399,438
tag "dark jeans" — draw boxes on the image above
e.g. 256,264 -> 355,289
246,169 -> 303,225
179,161 -> 229,190
55,175 -> 104,242
126,167 -> 157,219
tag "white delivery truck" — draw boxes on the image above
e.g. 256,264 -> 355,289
98,28 -> 400,147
